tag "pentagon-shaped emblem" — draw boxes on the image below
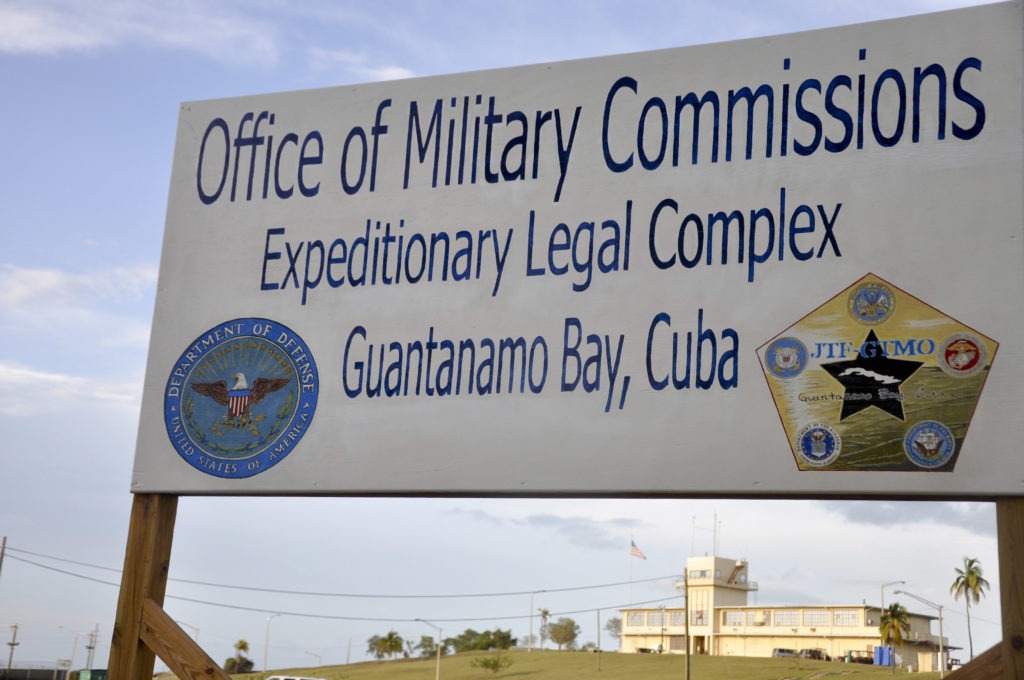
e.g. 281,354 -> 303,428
757,274 -> 997,472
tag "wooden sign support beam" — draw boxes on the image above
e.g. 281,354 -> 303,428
108,494 -> 230,680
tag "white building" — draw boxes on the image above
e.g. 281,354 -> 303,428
620,555 -> 952,672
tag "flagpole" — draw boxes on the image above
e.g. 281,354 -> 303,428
628,537 -> 633,604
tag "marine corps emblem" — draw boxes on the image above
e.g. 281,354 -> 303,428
164,318 -> 318,479
938,333 -> 987,377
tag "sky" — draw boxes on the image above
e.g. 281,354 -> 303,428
0,0 -> 1007,672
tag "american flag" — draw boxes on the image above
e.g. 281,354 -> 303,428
630,540 -> 647,560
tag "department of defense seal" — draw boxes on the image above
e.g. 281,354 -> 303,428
903,420 -> 955,469
795,423 -> 841,467
938,333 -> 987,378
765,337 -> 808,379
848,281 -> 895,325
164,318 -> 318,479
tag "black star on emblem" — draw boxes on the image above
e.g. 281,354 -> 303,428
822,330 -> 923,421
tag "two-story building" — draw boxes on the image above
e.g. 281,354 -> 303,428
620,555 -> 951,672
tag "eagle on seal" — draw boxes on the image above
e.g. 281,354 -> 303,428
191,372 -> 289,427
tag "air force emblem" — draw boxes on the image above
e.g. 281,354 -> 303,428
164,318 -> 318,479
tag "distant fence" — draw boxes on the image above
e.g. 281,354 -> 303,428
0,669 -> 68,680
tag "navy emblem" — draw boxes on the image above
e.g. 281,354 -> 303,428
795,423 -> 841,467
938,333 -> 987,378
903,420 -> 955,469
848,281 -> 895,325
765,337 -> 808,379
164,318 -> 318,479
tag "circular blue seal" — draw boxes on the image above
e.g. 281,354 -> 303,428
848,281 -> 895,325
164,318 -> 318,479
765,337 -> 808,379
903,420 -> 956,469
795,423 -> 841,467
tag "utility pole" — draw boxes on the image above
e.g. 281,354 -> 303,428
85,626 -> 99,670
0,537 -> 7,587
6,624 -> 19,677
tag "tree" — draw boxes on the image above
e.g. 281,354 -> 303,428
447,628 -> 517,653
471,652 -> 513,676
879,602 -> 910,667
547,617 -> 581,650
223,639 -> 253,673
416,634 -> 438,658
537,608 -> 551,649
951,556 -> 991,660
380,630 -> 404,660
367,631 -> 404,661
604,616 -> 622,643
366,635 -> 386,661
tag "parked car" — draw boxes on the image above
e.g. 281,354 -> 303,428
799,648 -> 831,661
772,648 -> 798,658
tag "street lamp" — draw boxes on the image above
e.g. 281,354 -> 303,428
880,580 -> 906,611
304,651 -> 322,666
415,619 -> 442,680
263,614 -> 280,671
528,591 -> 545,653
894,590 -> 945,678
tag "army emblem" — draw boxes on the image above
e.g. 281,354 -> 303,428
164,318 -> 318,479
848,281 -> 895,325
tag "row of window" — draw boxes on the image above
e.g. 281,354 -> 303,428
626,608 -> 862,628
718,608 -> 862,627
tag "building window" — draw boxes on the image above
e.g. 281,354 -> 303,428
691,610 -> 707,625
746,610 -> 768,626
803,610 -> 830,627
833,609 -> 860,626
773,610 -> 799,627
671,611 -> 686,626
648,611 -> 666,627
627,612 -> 644,627
723,611 -> 744,626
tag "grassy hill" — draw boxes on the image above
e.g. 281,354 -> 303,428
222,649 -> 946,680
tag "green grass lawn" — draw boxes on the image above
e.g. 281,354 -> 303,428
221,649 -> 945,680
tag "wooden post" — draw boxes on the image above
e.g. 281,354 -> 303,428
998,498 -> 1024,678
108,494 -> 178,680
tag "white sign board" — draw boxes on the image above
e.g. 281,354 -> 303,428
134,1 -> 1024,497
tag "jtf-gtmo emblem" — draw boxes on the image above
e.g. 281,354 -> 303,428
164,318 -> 318,479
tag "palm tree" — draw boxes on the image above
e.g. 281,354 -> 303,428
879,602 -> 910,670
538,608 -> 551,650
950,556 -> 991,660
233,639 -> 249,666
381,630 -> 404,660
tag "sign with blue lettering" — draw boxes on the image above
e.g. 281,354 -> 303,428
132,1 -> 1024,496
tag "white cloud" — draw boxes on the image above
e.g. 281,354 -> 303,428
0,360 -> 140,416
0,263 -> 157,307
0,0 -> 279,65
307,46 -> 414,82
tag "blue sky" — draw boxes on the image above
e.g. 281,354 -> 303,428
0,0 -> 1004,671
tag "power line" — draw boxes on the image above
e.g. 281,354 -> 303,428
5,545 -> 678,599
6,552 -> 683,623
